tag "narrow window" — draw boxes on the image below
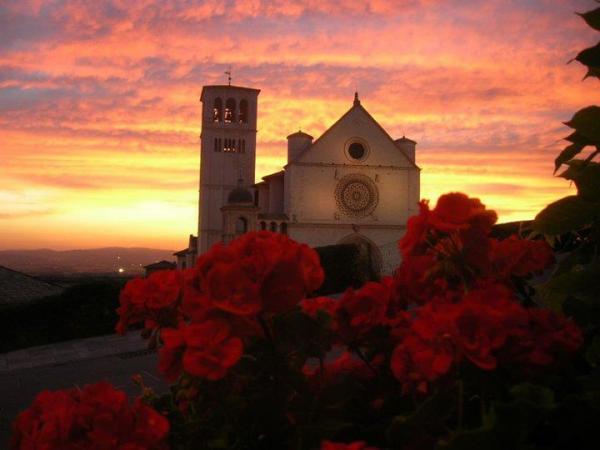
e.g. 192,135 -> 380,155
214,138 -> 219,152
235,217 -> 247,234
260,221 -> 266,230
213,98 -> 222,122
242,140 -> 246,153
270,222 -> 277,232
239,99 -> 248,123
224,98 -> 236,123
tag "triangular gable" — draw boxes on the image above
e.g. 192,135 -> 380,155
289,103 -> 419,169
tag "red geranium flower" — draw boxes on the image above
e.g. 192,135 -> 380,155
336,280 -> 392,341
185,231 -> 324,316
159,319 -> 243,381
391,333 -> 454,394
399,199 -> 431,258
430,192 -> 497,234
303,350 -> 377,390
10,382 -> 170,450
450,284 -> 527,370
506,308 -> 583,367
491,235 -> 555,279
116,270 -> 184,335
300,296 -> 338,318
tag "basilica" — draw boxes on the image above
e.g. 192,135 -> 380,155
175,84 -> 420,276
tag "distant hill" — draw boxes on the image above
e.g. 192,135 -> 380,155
0,247 -> 176,275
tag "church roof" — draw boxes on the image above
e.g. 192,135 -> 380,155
287,130 -> 313,140
262,171 -> 284,180
395,136 -> 417,144
143,260 -> 176,270
227,186 -> 254,204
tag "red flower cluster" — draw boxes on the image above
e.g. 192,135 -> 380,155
303,350 -> 379,389
399,192 -> 497,260
116,231 -> 324,382
159,319 -> 243,382
390,283 -> 582,393
187,231 -> 324,316
301,277 -> 411,345
491,235 -> 555,279
10,382 -> 169,450
335,278 -> 394,342
394,193 -> 555,305
116,269 -> 184,335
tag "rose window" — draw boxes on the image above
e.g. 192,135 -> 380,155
335,174 -> 378,218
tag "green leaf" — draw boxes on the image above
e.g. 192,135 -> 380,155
578,7 -> 600,31
555,143 -> 586,172
533,195 -> 600,235
510,383 -> 555,409
437,426 -> 498,450
537,263 -> 600,310
386,388 -> 455,447
560,160 -> 600,201
574,42 -> 600,79
492,385 -> 555,449
565,106 -> 600,142
585,334 -> 600,368
565,131 -> 595,145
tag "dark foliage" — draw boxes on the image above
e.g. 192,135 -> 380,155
0,278 -> 127,353
313,244 -> 363,296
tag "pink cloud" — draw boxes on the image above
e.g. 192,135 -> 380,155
1,0 -> 597,248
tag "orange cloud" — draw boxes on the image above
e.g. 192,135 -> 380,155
0,0 -> 597,249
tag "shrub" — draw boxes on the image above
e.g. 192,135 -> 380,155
313,244 -> 362,295
0,279 -> 125,353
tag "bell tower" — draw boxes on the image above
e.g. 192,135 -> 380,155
198,84 -> 260,254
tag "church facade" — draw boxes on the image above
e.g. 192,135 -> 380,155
175,84 -> 420,276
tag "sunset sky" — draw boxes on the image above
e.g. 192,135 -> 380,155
1,0 -> 598,250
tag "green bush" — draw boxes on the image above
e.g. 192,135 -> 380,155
313,244 -> 363,296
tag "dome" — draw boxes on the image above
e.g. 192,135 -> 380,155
227,186 -> 253,204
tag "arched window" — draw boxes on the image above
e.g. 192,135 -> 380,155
269,221 -> 277,232
224,98 -> 236,123
235,217 -> 248,234
260,221 -> 266,230
239,99 -> 248,123
212,98 -> 222,122
280,223 -> 288,235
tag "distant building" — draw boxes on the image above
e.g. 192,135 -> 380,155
176,85 -> 420,276
143,260 -> 176,277
0,265 -> 65,305
174,234 -> 197,270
